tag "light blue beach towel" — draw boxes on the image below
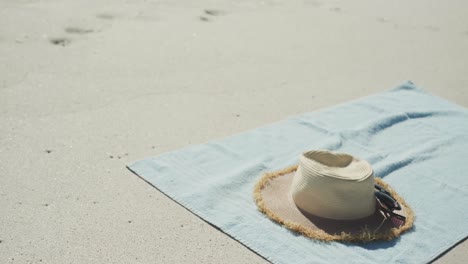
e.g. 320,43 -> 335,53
128,83 -> 468,264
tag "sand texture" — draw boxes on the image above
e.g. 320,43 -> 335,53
1,0 -> 467,263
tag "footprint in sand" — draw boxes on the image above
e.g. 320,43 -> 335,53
49,27 -> 94,46
49,37 -> 71,47
199,9 -> 226,22
64,27 -> 94,34
204,9 -> 225,16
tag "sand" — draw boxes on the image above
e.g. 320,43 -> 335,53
1,0 -> 467,263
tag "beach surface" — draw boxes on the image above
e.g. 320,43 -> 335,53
1,0 -> 467,263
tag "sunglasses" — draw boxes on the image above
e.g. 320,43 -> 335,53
375,184 -> 406,227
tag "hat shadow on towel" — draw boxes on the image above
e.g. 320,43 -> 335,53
297,206 -> 402,237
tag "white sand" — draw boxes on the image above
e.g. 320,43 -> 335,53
1,0 -> 467,263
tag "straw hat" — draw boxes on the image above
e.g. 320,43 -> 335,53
254,150 -> 414,242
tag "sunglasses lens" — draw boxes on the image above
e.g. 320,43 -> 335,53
375,191 -> 402,211
374,184 -> 391,195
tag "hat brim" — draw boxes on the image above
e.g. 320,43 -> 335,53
254,165 -> 414,243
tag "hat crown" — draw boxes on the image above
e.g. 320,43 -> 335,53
290,150 -> 376,220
